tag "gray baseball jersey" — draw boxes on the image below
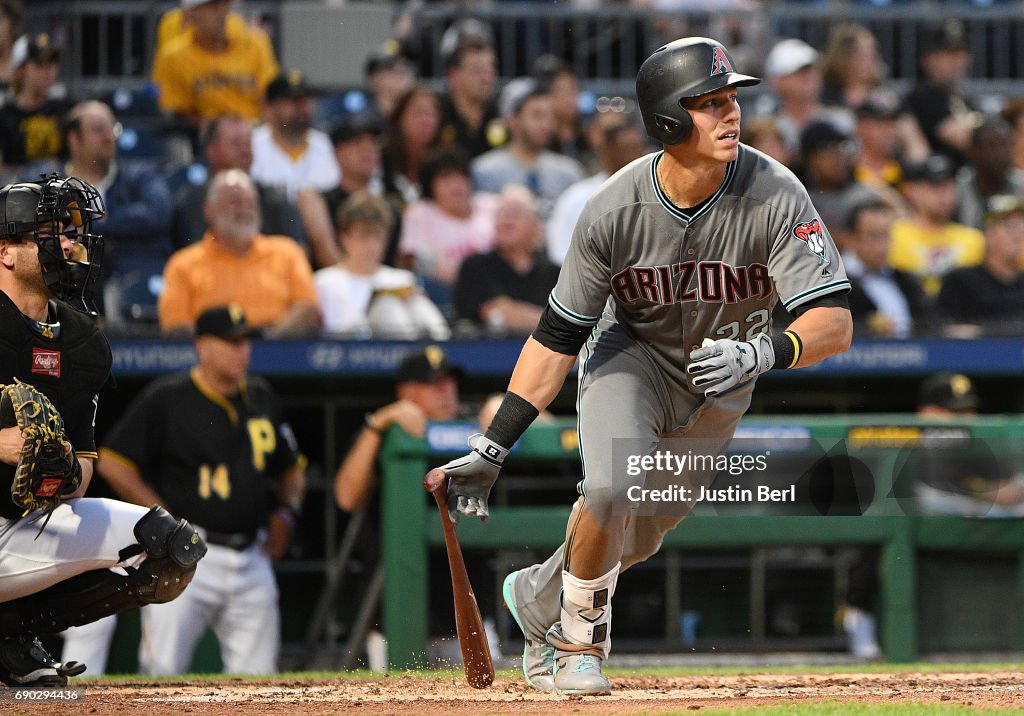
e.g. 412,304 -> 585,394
550,144 -> 849,385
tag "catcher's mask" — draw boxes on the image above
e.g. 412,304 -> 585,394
0,174 -> 105,313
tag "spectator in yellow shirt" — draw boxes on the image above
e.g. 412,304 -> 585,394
151,0 -> 278,127
889,155 -> 984,296
154,2 -> 249,57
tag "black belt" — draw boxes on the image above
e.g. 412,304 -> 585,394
201,528 -> 258,551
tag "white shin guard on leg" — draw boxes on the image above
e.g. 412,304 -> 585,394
552,563 -> 620,660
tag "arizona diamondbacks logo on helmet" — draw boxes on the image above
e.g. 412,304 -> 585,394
792,219 -> 829,265
710,47 -> 733,76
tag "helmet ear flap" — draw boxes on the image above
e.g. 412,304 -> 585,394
653,113 -> 680,135
652,106 -> 693,145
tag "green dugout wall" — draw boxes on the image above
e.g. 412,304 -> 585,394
379,415 -> 1024,668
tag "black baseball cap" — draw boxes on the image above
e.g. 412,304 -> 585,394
265,70 -> 318,103
901,154 -> 955,184
800,121 -> 849,156
195,304 -> 256,340
919,373 -> 978,412
921,20 -> 969,55
329,110 -> 383,145
364,39 -> 414,77
12,33 -> 63,70
531,54 -> 570,85
856,89 -> 903,120
396,345 -> 463,384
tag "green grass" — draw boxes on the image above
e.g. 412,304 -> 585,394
717,704 -> 1023,716
85,661 -> 1024,682
605,661 -> 1024,677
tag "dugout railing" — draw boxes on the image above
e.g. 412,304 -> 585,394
379,414 -> 1024,668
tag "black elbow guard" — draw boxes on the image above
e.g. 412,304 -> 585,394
532,303 -> 594,356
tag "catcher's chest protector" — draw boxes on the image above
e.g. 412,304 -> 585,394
0,299 -> 109,391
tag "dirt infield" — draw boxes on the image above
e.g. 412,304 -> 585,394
7,671 -> 1024,714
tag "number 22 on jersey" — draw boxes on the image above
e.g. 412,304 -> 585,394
715,308 -> 770,341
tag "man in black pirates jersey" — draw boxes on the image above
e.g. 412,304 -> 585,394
0,174 -> 207,685
72,304 -> 306,675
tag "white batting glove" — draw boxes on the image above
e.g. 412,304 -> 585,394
438,433 -> 508,524
687,334 -> 775,397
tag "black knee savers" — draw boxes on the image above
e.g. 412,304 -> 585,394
131,504 -> 207,603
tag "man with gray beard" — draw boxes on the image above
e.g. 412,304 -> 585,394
157,169 -> 320,338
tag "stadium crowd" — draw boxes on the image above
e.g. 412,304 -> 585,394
4,1 -> 1024,341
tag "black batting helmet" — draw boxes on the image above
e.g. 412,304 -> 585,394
636,37 -> 760,145
0,174 -> 105,313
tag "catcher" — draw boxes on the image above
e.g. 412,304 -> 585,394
0,174 -> 208,686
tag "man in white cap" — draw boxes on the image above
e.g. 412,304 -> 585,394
758,38 -> 852,155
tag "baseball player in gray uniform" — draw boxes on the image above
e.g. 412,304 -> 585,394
435,37 -> 853,696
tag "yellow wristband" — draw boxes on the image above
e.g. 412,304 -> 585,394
771,330 -> 803,370
784,330 -> 802,369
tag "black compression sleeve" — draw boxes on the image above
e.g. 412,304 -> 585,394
774,292 -> 847,369
483,391 -> 540,449
789,291 -> 850,317
532,303 -> 593,356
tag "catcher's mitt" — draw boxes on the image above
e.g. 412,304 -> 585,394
0,379 -> 82,514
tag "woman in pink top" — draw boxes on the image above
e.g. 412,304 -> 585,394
399,146 -> 497,286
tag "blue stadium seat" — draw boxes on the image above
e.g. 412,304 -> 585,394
315,90 -> 373,129
116,121 -> 170,164
103,271 -> 162,331
418,275 -> 453,320
165,162 -> 208,198
106,85 -> 162,118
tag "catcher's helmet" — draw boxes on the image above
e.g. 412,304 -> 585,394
0,174 -> 105,313
636,37 -> 760,145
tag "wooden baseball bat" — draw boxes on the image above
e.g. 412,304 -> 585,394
423,468 -> 495,689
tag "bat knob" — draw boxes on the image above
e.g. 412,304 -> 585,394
423,468 -> 447,493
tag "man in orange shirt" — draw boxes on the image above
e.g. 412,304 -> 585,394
158,169 -> 320,338
151,0 -> 278,126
